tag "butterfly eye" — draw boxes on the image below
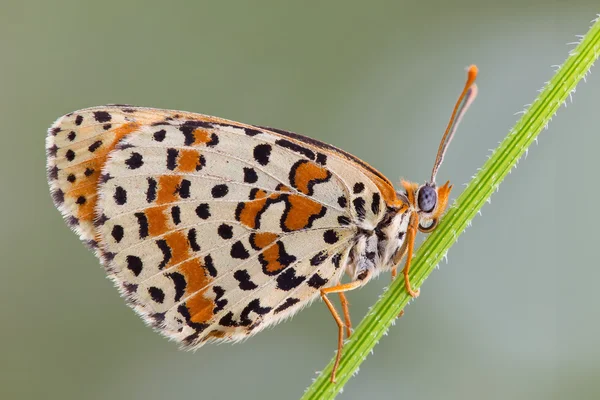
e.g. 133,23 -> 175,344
417,185 -> 437,213
418,218 -> 438,233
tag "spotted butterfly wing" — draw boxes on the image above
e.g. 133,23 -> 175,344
46,106 -> 398,346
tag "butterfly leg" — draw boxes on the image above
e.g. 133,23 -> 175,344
321,275 -> 370,383
392,212 -> 420,298
402,212 -> 421,297
338,292 -> 352,338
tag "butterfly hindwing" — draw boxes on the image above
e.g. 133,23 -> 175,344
48,106 -> 397,346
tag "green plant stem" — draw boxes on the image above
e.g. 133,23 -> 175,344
301,15 -> 600,400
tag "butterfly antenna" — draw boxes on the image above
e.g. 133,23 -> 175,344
431,65 -> 478,183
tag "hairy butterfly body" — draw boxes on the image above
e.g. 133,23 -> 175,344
46,66 -> 478,381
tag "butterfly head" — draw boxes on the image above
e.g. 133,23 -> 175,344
400,180 -> 452,233
401,65 -> 478,233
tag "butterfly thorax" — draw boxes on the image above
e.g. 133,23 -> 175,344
345,204 -> 410,283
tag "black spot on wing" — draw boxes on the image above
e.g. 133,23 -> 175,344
371,192 -> 381,215
253,144 -> 272,166
217,224 -> 233,239
213,286 -> 227,313
125,152 -> 144,169
219,312 -> 239,327
276,268 -> 306,291
240,299 -> 272,326
134,212 -> 149,239
323,229 -> 339,244
195,203 -> 210,219
204,255 -> 217,277
111,225 -> 124,243
177,179 -> 191,198
243,128 -> 261,136
93,111 -> 111,123
211,184 -> 228,198
171,206 -> 181,225
310,251 -> 328,266
126,255 -> 143,276
353,197 -> 366,220
114,186 -> 127,205
231,241 -> 249,259
148,287 -> 165,303
243,167 -> 258,183
332,253 -> 342,269
146,178 -> 157,202
167,272 -> 186,302
167,148 -> 178,170
187,228 -> 201,252
153,129 -> 166,142
353,182 -> 365,194
233,270 -> 258,291
275,139 -> 315,160
274,298 -> 300,314
156,239 -> 172,269
180,125 -> 196,146
181,120 -> 213,129
316,153 -> 327,165
307,273 -> 328,289
65,149 -> 75,161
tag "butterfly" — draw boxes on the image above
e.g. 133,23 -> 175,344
46,65 -> 477,382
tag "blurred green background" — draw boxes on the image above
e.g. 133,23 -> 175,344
1,1 -> 599,399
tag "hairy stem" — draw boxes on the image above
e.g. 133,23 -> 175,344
301,14 -> 600,400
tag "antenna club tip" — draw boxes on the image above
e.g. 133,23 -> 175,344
467,65 -> 478,80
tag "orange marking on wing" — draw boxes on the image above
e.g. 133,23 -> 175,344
261,243 -> 286,274
187,291 -> 215,325
252,189 -> 268,199
283,195 -> 324,231
113,121 -> 141,139
177,149 -> 201,173
238,197 -> 268,229
145,205 -> 170,236
253,232 -> 279,249
65,179 -> 98,219
251,232 -> 278,249
290,161 -> 330,195
60,122 -> 142,225
164,231 -> 191,268
157,175 -> 183,204
179,258 -> 219,324
179,258 -> 211,295
193,128 -> 212,145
